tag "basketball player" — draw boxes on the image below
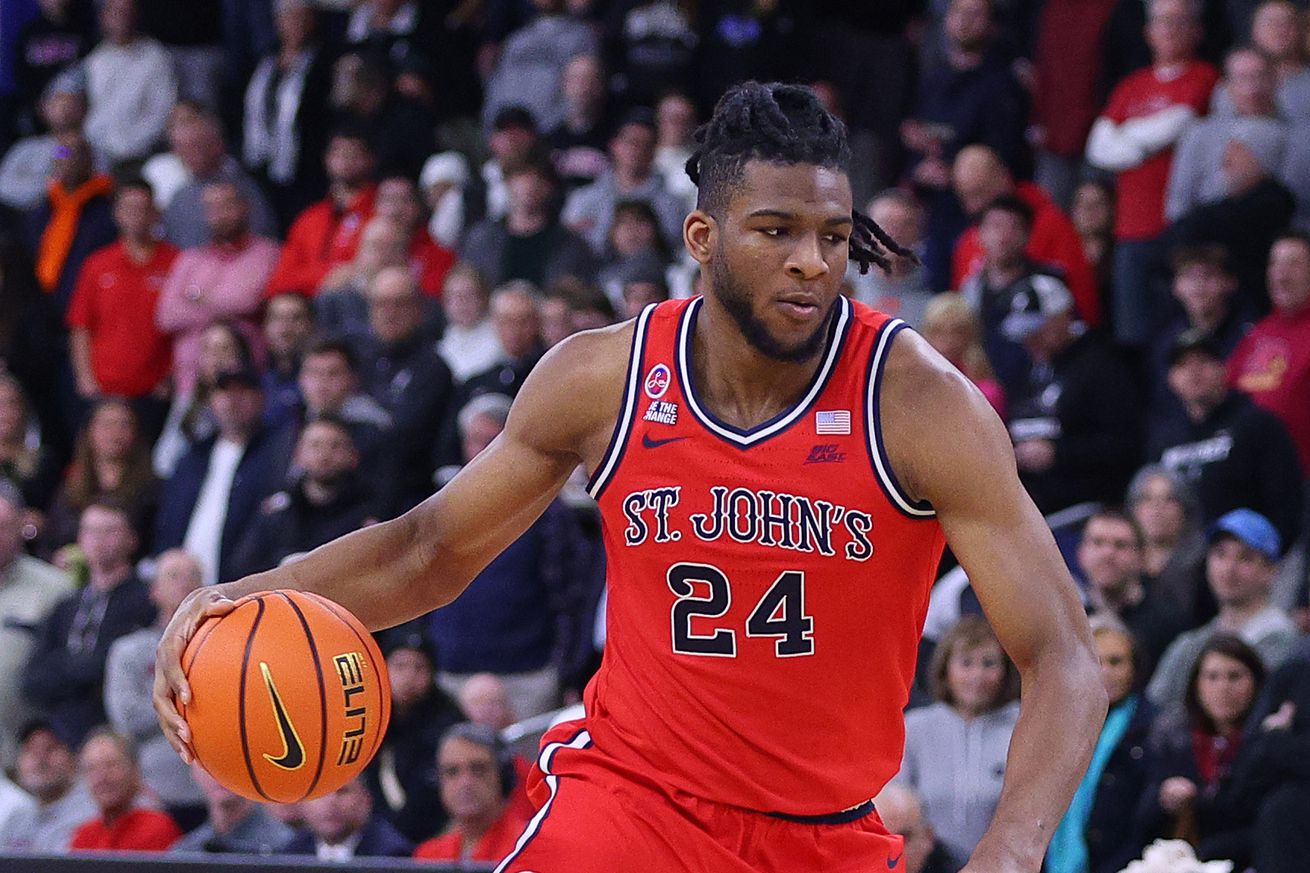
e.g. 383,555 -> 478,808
155,82 -> 1105,872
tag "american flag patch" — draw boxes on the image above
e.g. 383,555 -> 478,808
815,410 -> 851,435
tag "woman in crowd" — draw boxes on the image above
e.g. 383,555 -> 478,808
898,615 -> 1021,869
153,321 -> 257,477
1127,465 -> 1211,628
920,294 -> 1007,420
41,398 -> 159,557
1047,616 -> 1157,873
436,264 -> 504,384
1141,635 -> 1266,865
1070,180 -> 1116,307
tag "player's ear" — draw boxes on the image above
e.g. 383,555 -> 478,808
684,210 -> 716,266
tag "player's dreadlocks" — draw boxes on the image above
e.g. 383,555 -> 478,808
685,81 -> 917,275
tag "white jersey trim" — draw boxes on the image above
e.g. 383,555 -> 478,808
866,319 -> 936,519
493,728 -> 593,873
585,304 -> 655,499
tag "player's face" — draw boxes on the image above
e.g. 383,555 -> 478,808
1195,651 -> 1257,730
438,737 -> 502,821
705,161 -> 852,363
1095,630 -> 1136,706
945,640 -> 1006,716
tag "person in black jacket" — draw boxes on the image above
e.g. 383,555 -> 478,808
364,623 -> 464,843
1047,616 -> 1156,873
1147,328 -> 1303,548
1003,276 -> 1142,514
1140,634 -> 1266,868
282,775 -> 413,859
229,414 -> 378,577
21,499 -> 155,747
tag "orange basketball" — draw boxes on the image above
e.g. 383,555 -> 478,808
181,589 -> 391,803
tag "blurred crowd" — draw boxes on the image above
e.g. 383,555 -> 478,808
0,0 -> 1308,869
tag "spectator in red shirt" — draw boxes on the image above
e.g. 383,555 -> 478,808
69,728 -> 181,851
413,723 -> 530,864
1228,232 -> 1310,471
373,173 -> 456,297
265,126 -> 378,298
950,145 -> 1101,326
1087,0 -> 1220,347
66,179 -> 176,433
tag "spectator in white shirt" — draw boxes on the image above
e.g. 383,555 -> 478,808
83,0 -> 178,164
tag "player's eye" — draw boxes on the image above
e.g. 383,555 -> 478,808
760,227 -> 786,238
824,234 -> 849,245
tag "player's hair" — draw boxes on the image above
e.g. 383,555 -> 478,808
684,81 -> 915,275
928,615 -> 1019,709
1183,634 -> 1265,734
1083,506 -> 1146,551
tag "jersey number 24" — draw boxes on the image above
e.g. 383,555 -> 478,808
667,563 -> 815,658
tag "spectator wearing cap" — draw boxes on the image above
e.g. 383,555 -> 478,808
0,71 -> 91,211
1086,0 -> 1219,348
1001,260 -> 1142,515
65,178 -> 177,419
481,0 -> 598,135
0,719 -> 97,851
1148,509 -> 1300,708
420,152 -> 473,250
231,415 -> 379,578
265,127 -> 379,298
1148,328 -> 1303,547
81,0 -> 177,164
160,109 -> 278,249
103,550 -> 205,829
364,623 -> 463,843
951,145 -> 1100,327
482,106 -> 544,223
0,481 -> 74,768
242,0 -> 333,229
960,195 -> 1082,395
70,728 -> 182,851
171,761 -> 293,854
21,500 -> 155,748
412,723 -> 531,863
462,158 -> 596,291
1147,244 -> 1252,436
155,365 -> 293,585
1228,231 -> 1310,472
436,265 -> 505,384
563,109 -> 687,257
1166,46 -> 1288,223
430,392 -> 590,720
359,266 -> 455,511
156,179 -> 279,395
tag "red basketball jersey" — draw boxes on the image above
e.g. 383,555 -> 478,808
582,296 -> 947,816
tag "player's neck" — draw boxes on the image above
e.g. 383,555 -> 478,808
692,296 -> 828,430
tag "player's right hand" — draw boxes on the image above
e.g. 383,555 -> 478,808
153,587 -> 240,763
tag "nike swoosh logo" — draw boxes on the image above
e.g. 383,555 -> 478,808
260,662 -> 305,770
642,434 -> 689,449
887,851 -> 903,869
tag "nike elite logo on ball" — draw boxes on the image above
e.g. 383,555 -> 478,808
260,662 -> 306,770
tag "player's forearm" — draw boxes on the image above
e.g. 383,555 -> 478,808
209,508 -> 467,631
969,647 -> 1106,871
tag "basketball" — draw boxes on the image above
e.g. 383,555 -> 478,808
180,589 -> 391,803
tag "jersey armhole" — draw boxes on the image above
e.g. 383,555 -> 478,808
865,319 -> 937,520
585,303 -> 655,500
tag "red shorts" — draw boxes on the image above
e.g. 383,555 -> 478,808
494,720 -> 904,873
